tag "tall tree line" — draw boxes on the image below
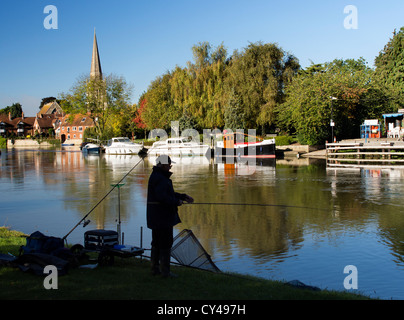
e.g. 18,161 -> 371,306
137,28 -> 404,144
139,41 -> 300,134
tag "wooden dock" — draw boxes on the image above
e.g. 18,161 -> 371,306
326,139 -> 404,163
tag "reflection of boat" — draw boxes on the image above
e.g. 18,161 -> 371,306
148,137 -> 210,156
147,155 -> 210,167
215,132 -> 276,159
81,143 -> 101,154
103,137 -> 144,155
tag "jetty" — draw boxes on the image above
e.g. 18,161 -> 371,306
326,138 -> 404,164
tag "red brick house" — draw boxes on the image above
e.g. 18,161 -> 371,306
58,114 -> 96,145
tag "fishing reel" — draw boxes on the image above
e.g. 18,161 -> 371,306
82,219 -> 91,228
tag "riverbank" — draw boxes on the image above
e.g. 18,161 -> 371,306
0,227 -> 371,300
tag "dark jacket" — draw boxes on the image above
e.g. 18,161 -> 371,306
146,166 -> 186,229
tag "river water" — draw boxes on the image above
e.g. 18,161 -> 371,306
1,148 -> 404,300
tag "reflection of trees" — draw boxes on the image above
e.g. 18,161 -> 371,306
0,151 -> 149,231
3,151 -> 404,269
62,154 -> 149,230
173,162 -> 308,260
175,163 -> 404,266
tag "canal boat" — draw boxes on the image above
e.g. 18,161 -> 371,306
103,137 -> 144,155
148,137 -> 210,156
215,132 -> 276,159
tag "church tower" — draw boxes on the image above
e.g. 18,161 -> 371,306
90,29 -> 102,80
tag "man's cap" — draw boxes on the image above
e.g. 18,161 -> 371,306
156,155 -> 175,165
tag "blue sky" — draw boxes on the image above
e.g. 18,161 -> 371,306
1,0 -> 404,116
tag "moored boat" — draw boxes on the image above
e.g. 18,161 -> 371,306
148,137 -> 210,156
215,132 -> 276,159
81,142 -> 101,154
103,137 -> 144,155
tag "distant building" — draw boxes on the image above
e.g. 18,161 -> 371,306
2,31 -> 102,142
56,30 -> 102,145
0,112 -> 35,137
58,114 -> 96,144
37,100 -> 64,118
32,101 -> 65,136
90,29 -> 103,81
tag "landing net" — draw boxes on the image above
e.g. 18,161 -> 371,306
171,229 -> 220,273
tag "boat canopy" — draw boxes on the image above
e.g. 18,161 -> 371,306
383,113 -> 404,119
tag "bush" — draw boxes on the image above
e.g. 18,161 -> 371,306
0,137 -> 6,148
275,135 -> 294,146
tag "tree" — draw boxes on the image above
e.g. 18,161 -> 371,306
60,74 -> 133,139
374,27 -> 404,110
224,89 -> 245,130
39,97 -> 59,109
140,41 -> 299,133
133,99 -> 147,138
225,42 -> 300,132
1,103 -> 23,119
276,58 -> 384,145
141,72 -> 177,130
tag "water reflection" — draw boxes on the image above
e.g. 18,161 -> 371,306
1,149 -> 404,299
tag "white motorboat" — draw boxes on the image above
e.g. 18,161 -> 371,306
148,137 -> 210,156
103,137 -> 144,155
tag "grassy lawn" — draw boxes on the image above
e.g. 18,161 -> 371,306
0,227 -> 371,300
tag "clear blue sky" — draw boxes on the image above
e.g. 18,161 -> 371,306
1,0 -> 404,116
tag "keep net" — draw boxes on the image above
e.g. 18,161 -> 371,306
171,229 -> 220,273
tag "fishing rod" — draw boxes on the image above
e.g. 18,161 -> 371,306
184,202 -> 328,211
148,201 -> 328,211
63,149 -> 149,242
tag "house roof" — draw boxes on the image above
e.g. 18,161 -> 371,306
35,117 -> 55,128
14,117 -> 36,126
0,114 -> 35,127
61,114 -> 95,127
37,101 -> 64,116
0,114 -> 13,126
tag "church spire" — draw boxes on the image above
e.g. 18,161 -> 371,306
90,29 -> 102,80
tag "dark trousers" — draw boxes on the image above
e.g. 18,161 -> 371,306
151,227 -> 173,276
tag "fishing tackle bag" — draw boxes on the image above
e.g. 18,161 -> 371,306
20,231 -> 64,256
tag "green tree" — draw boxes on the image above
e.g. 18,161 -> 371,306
60,74 -> 133,139
224,89 -> 245,130
277,59 -> 385,145
39,97 -> 59,110
225,42 -> 300,132
0,103 -> 23,119
140,41 -> 299,133
374,27 -> 404,110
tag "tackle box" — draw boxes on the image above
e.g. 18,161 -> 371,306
84,229 -> 119,250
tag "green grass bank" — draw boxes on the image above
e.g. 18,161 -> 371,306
0,227 -> 371,300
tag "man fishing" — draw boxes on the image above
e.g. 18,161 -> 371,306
146,155 -> 194,278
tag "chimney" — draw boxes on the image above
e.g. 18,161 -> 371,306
8,112 -> 11,121
22,112 -> 24,119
